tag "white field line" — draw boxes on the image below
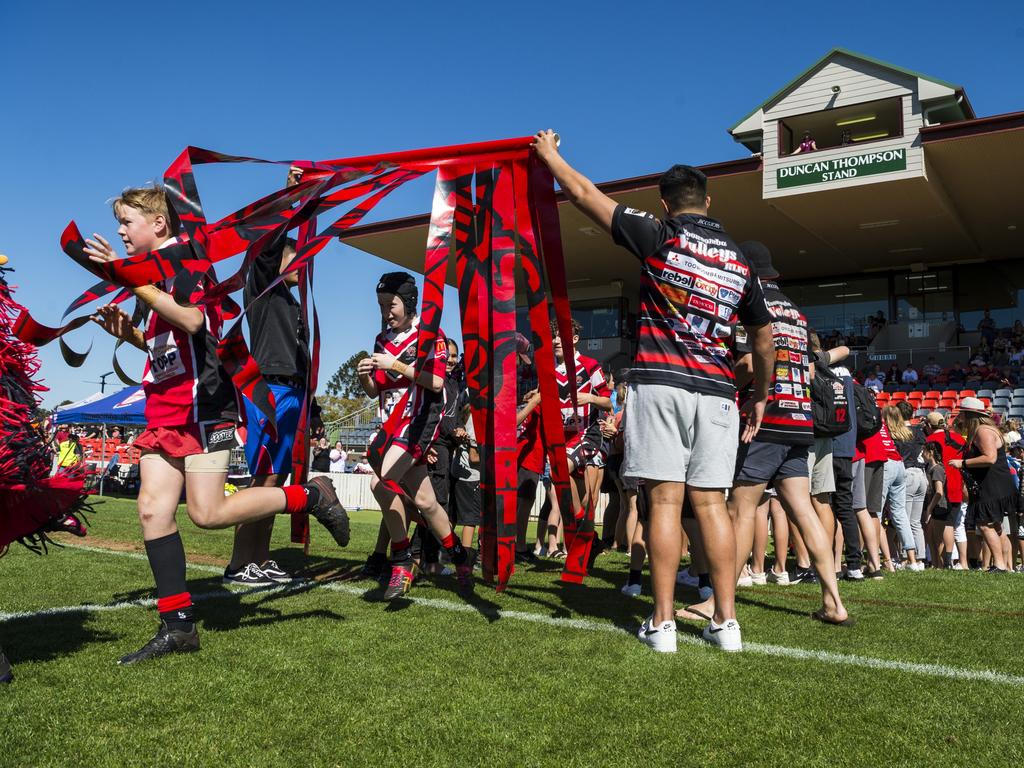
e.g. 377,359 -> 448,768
2,543 -> 1023,688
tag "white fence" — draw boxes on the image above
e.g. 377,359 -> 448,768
309,472 -> 612,524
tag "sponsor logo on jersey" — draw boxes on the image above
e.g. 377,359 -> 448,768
775,365 -> 788,380
717,304 -> 733,320
685,313 -> 710,335
723,261 -> 749,276
791,414 -> 808,421
692,277 -> 718,298
625,207 -> 652,218
778,399 -> 799,409
776,349 -> 790,362
435,338 -> 447,355
712,323 -> 732,338
774,382 -> 793,396
661,267 -> 691,288
717,286 -> 741,304
688,295 -> 717,314
678,254 -> 746,291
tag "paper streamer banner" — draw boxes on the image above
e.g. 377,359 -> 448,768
17,136 -> 585,587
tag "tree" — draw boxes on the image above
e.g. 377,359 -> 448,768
325,350 -> 370,398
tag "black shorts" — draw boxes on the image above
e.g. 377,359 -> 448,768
453,479 -> 481,526
566,437 -> 603,473
735,440 -> 810,485
369,392 -> 444,465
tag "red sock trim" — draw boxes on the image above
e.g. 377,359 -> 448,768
157,592 -> 192,614
441,532 -> 456,550
392,537 -> 411,554
282,485 -> 308,515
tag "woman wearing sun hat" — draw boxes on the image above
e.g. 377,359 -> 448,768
948,397 -> 1015,572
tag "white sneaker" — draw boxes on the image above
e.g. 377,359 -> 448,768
702,619 -> 743,652
621,582 -> 642,597
676,569 -> 700,587
749,570 -> 767,586
908,561 -> 925,572
737,571 -> 754,588
638,614 -> 677,653
952,562 -> 965,571
767,568 -> 790,585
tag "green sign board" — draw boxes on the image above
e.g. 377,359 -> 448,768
776,148 -> 907,189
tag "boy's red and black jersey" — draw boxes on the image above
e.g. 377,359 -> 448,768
141,252 -> 237,428
555,352 -> 610,437
611,205 -> 771,399
372,317 -> 447,424
735,280 -> 813,446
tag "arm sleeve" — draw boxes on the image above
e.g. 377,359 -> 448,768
610,204 -> 665,261
736,275 -> 773,327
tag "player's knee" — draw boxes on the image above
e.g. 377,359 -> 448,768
187,498 -> 223,529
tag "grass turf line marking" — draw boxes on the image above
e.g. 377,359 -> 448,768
4,543 -> 1022,688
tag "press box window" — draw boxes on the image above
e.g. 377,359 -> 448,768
779,97 -> 904,155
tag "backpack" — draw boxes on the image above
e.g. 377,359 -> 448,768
852,382 -> 882,439
810,362 -> 852,438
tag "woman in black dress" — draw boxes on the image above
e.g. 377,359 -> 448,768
949,398 -> 1014,572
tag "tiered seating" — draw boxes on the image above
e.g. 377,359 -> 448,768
870,385 -> 1015,421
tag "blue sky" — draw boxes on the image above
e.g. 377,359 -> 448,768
1,0 -> 1021,406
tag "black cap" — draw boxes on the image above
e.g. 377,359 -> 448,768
376,271 -> 418,314
739,241 -> 779,280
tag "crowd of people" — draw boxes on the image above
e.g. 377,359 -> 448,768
15,130 -> 1021,676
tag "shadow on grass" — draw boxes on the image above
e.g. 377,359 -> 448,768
3,613 -> 117,664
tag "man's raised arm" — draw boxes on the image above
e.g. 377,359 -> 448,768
532,130 -> 618,233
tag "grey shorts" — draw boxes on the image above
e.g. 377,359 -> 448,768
735,440 -> 810,485
808,437 -> 836,496
622,383 -> 739,488
852,458 -> 866,510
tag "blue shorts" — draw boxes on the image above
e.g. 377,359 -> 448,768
243,384 -> 303,476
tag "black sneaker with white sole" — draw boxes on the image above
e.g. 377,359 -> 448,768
304,477 -> 351,547
260,560 -> 294,584
792,568 -> 818,585
223,563 -> 275,587
117,621 -> 200,665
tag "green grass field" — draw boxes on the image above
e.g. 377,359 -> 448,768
2,497 -> 1023,767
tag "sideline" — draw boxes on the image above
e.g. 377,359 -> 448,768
2,543 -> 1022,688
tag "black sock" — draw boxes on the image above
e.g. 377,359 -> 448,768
697,572 -> 711,589
628,568 -> 642,586
446,539 -> 468,566
145,533 -> 195,629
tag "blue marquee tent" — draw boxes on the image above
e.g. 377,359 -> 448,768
54,386 -> 145,426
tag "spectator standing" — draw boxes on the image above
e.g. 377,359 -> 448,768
978,310 -> 997,348
311,437 -> 332,473
329,443 -> 348,473
532,131 -> 774,653
949,398 -> 1014,572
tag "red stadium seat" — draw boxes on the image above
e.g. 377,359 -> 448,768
939,398 -> 956,408
959,389 -> 976,398
981,398 -> 992,409
941,390 -> 958,399
907,391 -> 924,401
890,392 -> 907,401
925,390 -> 942,399
921,399 -> 938,409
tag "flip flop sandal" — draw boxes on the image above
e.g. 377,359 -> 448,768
811,609 -> 856,627
675,606 -> 712,622
550,548 -> 568,560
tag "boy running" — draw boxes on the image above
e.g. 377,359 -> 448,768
87,186 -> 349,664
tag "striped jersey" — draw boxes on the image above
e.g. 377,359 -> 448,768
555,352 -> 610,441
736,280 -> 814,445
141,260 -> 237,429
610,205 -> 771,398
372,317 -> 447,424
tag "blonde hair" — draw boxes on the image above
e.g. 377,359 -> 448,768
958,410 -> 998,449
111,185 -> 178,235
882,405 -> 912,442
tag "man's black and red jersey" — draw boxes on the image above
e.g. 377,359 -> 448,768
736,280 -> 814,446
141,257 -> 237,428
610,205 -> 771,399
